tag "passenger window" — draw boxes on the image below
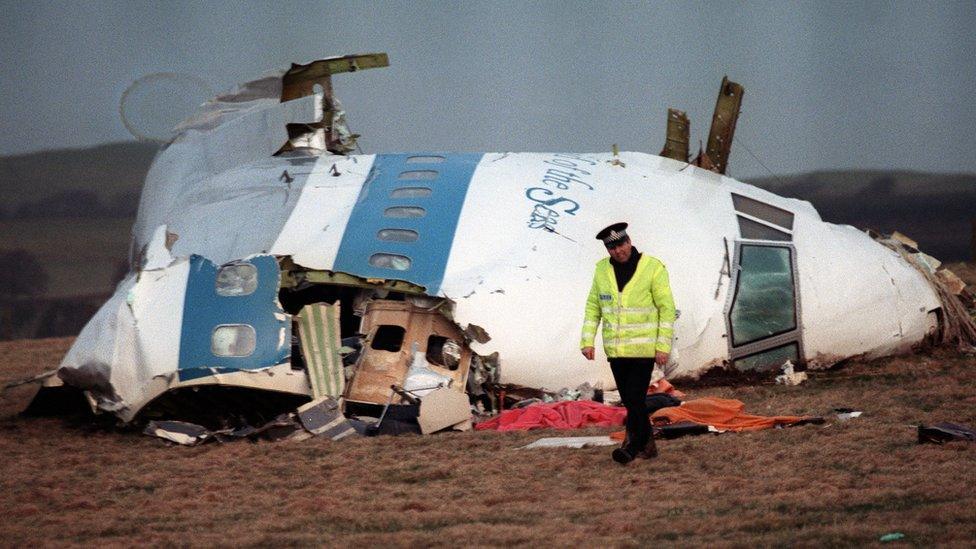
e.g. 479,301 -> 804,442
369,253 -> 412,271
406,155 -> 445,164
377,229 -> 419,242
390,187 -> 432,199
215,262 -> 258,296
371,325 -> 406,352
211,324 -> 256,357
729,245 -> 796,347
384,206 -> 426,218
733,343 -> 799,371
397,170 -> 438,180
737,216 -> 791,241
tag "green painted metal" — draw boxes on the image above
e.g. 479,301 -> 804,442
297,302 -> 344,399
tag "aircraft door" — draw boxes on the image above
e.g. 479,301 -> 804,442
724,193 -> 803,371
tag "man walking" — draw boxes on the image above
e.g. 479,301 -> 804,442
580,222 -> 676,464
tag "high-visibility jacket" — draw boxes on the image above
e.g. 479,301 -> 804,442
580,254 -> 676,357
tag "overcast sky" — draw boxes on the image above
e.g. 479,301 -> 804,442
1,0 -> 974,179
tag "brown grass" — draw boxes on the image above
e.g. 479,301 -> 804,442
1,338 -> 974,546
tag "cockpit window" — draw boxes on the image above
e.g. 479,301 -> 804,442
737,216 -> 791,241
731,193 -> 794,230
729,244 -> 796,347
733,342 -> 799,371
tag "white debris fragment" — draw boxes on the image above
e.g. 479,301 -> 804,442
835,410 -> 863,421
143,225 -> 177,271
519,436 -> 618,449
775,360 -> 808,386
403,344 -> 453,397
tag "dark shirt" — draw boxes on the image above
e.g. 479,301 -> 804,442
610,246 -> 642,291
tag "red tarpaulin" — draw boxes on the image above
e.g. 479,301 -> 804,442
474,400 -> 627,432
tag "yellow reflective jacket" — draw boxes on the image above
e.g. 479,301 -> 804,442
580,254 -> 676,357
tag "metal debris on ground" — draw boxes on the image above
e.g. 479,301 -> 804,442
519,436 -> 618,449
834,408 -> 863,421
297,396 -> 356,440
143,420 -> 213,446
417,387 -> 472,434
917,422 -> 976,444
143,401 -> 359,446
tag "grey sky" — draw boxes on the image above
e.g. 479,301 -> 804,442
1,0 -> 974,179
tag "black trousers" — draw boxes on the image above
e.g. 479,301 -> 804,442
609,357 -> 654,453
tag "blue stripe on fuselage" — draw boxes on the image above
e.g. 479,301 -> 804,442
333,153 -> 483,294
178,255 -> 290,381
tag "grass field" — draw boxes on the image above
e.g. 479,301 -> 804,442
1,338 -> 974,546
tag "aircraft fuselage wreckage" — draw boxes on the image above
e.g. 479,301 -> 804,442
50,54 -> 970,428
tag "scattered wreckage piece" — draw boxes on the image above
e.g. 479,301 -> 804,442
936,269 -> 967,296
417,387 -> 472,434
917,422 -> 976,444
834,408 -> 863,421
659,108 -> 690,163
143,396 -> 356,446
700,76 -> 744,174
296,303 -> 345,399
346,299 -> 471,405
774,360 -> 808,386
279,53 -> 389,155
873,233 -> 976,348
144,420 -> 213,446
519,436 -> 618,449
297,396 -> 356,440
143,414 -> 308,446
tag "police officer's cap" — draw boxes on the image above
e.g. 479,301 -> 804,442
596,222 -> 629,248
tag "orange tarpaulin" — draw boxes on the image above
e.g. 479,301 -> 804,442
610,397 -> 813,441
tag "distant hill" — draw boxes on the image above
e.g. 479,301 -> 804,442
0,143 -> 973,339
747,170 -> 976,262
0,141 -> 154,339
0,141 -> 157,219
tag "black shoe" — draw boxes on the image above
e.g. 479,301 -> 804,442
611,447 -> 635,465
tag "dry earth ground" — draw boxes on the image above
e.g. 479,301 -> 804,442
1,338 -> 974,547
